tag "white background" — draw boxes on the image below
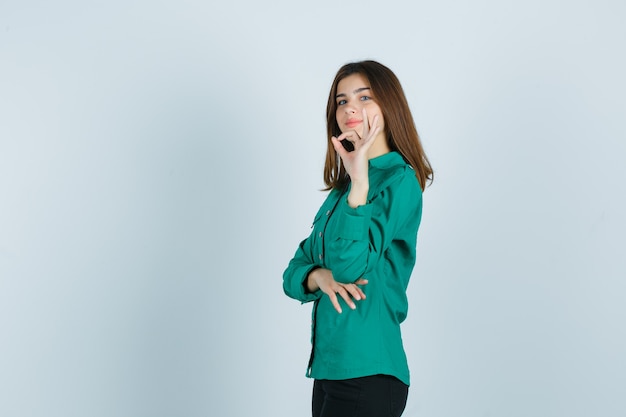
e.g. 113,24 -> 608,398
1,1 -> 625,416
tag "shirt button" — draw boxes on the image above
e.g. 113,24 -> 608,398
326,210 -> 331,216
318,232 -> 323,238
318,254 -> 323,260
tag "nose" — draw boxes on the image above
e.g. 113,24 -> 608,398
344,102 -> 358,114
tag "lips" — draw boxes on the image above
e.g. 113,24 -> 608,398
346,119 -> 362,128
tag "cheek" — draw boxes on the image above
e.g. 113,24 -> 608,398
371,105 -> 383,123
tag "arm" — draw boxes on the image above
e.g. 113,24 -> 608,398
283,241 -> 369,312
325,170 -> 422,284
283,236 -> 322,303
305,267 -> 368,313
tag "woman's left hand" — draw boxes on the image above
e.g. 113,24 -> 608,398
307,268 -> 368,314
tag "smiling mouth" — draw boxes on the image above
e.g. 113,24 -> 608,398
346,120 -> 362,128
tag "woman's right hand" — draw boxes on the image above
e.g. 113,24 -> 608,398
306,268 -> 368,314
330,108 -> 380,185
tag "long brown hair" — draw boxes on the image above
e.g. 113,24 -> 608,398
323,60 -> 433,191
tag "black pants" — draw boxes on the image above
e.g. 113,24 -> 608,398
312,374 -> 408,417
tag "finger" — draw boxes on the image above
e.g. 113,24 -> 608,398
354,279 -> 368,299
328,291 -> 343,314
361,108 -> 370,139
361,121 -> 381,150
336,131 -> 361,143
364,115 -> 379,141
370,115 -> 379,137
334,130 -> 361,142
344,284 -> 365,301
336,287 -> 357,310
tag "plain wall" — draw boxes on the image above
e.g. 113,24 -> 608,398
1,1 -> 625,416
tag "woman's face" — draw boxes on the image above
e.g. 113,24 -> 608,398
335,73 -> 386,140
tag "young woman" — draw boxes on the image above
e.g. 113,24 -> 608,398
283,60 -> 433,417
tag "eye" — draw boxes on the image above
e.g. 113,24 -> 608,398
360,95 -> 371,101
337,99 -> 347,105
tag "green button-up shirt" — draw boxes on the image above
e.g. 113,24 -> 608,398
283,151 -> 423,386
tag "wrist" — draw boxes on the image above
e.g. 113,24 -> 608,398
347,181 -> 369,208
304,267 -> 320,293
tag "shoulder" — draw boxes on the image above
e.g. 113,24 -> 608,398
370,152 -> 421,195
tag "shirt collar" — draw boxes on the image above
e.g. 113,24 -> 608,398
369,151 -> 406,170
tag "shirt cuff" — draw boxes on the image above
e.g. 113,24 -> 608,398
335,198 -> 372,241
284,263 -> 322,303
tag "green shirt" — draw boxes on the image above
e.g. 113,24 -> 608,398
283,151 -> 423,386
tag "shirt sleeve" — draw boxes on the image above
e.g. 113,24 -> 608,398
283,234 -> 323,303
325,168 -> 422,284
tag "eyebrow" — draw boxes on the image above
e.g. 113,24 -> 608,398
336,87 -> 371,99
